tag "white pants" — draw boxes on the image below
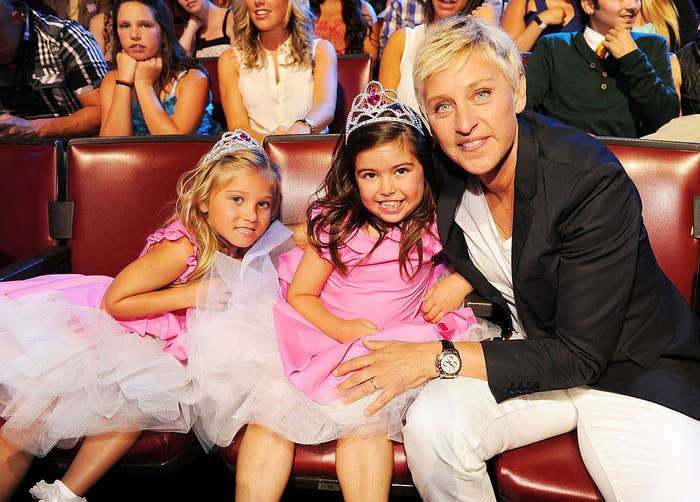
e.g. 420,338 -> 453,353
403,378 -> 700,502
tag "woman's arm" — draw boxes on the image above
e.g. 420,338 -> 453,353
134,62 -> 210,135
377,29 -> 405,92
101,237 -> 199,319
500,0 -> 565,52
361,1 -> 379,69
179,17 -> 204,57
287,245 -> 379,342
99,54 -> 138,136
286,40 -> 338,135
218,48 -> 264,141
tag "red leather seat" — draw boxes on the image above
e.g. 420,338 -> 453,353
198,58 -> 226,129
0,139 -> 61,270
330,54 -> 372,134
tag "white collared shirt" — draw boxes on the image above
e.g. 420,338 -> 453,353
583,25 -> 606,54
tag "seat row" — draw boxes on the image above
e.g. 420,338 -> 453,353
1,134 -> 699,500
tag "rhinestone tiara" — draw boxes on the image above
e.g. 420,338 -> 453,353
204,129 -> 265,163
345,81 -> 424,143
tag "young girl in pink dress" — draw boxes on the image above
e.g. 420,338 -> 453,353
0,131 -> 290,502
194,82 -> 496,502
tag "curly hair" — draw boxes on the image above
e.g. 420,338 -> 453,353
170,148 -> 282,285
309,0 -> 371,54
233,0 -> 316,69
308,114 -> 437,279
111,0 -> 204,89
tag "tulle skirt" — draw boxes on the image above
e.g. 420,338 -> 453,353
0,289 -> 197,457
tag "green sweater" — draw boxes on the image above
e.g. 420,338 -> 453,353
525,31 -> 679,137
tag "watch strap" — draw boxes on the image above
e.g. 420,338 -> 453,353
533,14 -> 548,30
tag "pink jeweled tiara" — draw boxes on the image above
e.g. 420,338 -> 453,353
204,129 -> 265,163
345,81 -> 424,143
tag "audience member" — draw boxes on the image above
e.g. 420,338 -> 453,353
43,0 -> 111,27
0,0 -> 107,137
526,0 -> 679,136
218,0 -> 337,142
311,0 -> 378,64
379,0 -> 501,52
176,0 -> 234,58
99,0 -> 220,136
379,0 -> 495,118
631,0 -> 698,49
677,27 -> 699,115
334,16 -> 700,502
500,0 -> 583,51
0,131 -> 284,502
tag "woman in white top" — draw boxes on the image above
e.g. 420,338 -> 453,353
378,0 -> 496,120
218,0 -> 337,142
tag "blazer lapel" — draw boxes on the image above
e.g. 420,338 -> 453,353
511,114 -> 539,279
435,148 -> 466,246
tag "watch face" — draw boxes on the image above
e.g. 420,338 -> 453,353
440,353 -> 460,374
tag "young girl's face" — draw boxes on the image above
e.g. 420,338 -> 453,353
117,1 -> 162,60
200,169 -> 276,249
245,0 -> 289,33
354,139 -> 425,225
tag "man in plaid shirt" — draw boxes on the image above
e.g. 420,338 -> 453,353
0,0 -> 107,138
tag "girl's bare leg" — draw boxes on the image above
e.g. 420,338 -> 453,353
336,434 -> 393,502
235,424 -> 294,502
0,435 -> 34,502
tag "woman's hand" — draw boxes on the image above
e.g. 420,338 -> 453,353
538,6 -> 566,26
334,340 -> 440,416
186,16 -> 204,32
285,120 -> 312,135
116,50 -> 138,83
471,4 -> 496,24
134,57 -> 163,88
421,272 -> 474,323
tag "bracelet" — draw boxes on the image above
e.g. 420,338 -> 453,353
532,14 -> 548,30
295,117 -> 318,134
115,79 -> 134,88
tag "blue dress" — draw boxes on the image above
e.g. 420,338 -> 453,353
131,70 -> 221,136
523,0 -> 583,37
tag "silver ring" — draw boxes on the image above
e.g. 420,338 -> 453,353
370,377 -> 379,391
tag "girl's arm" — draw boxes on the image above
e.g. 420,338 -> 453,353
360,1 -> 379,69
377,29 -> 405,92
286,40 -> 338,135
287,245 -> 379,343
134,62 -> 210,135
179,16 -> 203,57
218,48 -> 264,142
421,272 -> 474,323
500,0 -> 565,52
101,237 -> 200,319
99,58 -> 137,136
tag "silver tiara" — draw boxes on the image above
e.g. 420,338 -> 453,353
345,81 -> 424,143
204,129 -> 265,163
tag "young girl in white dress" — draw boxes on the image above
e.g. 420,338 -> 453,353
0,131 -> 290,502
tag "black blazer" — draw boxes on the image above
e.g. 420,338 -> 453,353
436,112 -> 700,420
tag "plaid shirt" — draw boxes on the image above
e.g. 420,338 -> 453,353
379,0 -> 425,54
0,5 -> 107,119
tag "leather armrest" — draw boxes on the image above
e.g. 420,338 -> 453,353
466,291 -> 492,318
0,246 -> 70,281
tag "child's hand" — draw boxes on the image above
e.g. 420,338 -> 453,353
134,57 -> 163,88
421,273 -> 474,323
179,280 -> 202,309
337,319 -> 380,340
116,50 -> 138,83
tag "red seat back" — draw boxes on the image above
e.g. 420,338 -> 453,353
199,57 -> 226,128
602,138 -> 700,304
329,54 -> 372,133
263,134 -> 340,224
66,136 -> 216,276
0,139 -> 61,267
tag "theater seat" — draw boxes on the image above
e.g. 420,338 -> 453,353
329,54 -> 372,133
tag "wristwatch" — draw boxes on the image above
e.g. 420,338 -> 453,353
532,14 -> 548,30
296,117 -> 318,134
436,339 -> 462,379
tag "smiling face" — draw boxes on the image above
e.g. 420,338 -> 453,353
117,1 -> 162,60
354,139 -> 425,225
431,0 -> 472,21
245,0 -> 289,33
581,0 -> 640,34
422,49 -> 525,182
200,169 -> 276,250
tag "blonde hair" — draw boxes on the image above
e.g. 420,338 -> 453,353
413,15 -> 522,109
640,0 -> 680,50
172,149 -> 282,285
233,0 -> 316,69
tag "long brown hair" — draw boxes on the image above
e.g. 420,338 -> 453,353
308,115 -> 437,279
